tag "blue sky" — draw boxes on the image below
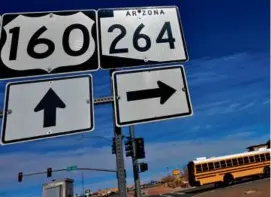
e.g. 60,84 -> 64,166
0,0 -> 270,196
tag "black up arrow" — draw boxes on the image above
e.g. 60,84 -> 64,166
126,81 -> 176,105
34,88 -> 66,128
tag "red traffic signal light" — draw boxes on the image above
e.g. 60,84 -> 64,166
18,172 -> 23,182
47,167 -> 52,177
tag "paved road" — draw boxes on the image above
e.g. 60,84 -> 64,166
148,177 -> 270,197
155,191 -> 194,197
150,192 -> 194,197
148,184 -> 213,197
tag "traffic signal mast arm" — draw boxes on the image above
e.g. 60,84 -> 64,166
17,167 -> 117,182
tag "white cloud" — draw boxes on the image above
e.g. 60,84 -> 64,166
225,131 -> 255,139
205,101 -> 256,115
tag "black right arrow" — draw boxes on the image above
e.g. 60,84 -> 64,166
126,81 -> 176,105
34,88 -> 66,128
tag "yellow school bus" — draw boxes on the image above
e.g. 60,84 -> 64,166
187,148 -> 270,186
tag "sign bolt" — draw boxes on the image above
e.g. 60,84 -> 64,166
182,87 -> 186,92
7,109 -> 12,114
137,9 -> 142,19
47,130 -> 52,134
47,67 -> 52,73
144,57 -> 148,62
49,13 -> 53,18
86,98 -> 90,104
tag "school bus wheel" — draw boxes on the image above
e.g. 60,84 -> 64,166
223,173 -> 234,185
263,166 -> 270,177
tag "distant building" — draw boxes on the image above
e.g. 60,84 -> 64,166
246,140 -> 270,152
90,187 -> 119,197
42,178 -> 74,197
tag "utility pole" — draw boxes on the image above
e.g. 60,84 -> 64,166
81,172 -> 85,195
129,125 -> 141,197
166,167 -> 170,176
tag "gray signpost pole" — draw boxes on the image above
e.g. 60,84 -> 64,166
110,70 -> 127,197
129,125 -> 142,197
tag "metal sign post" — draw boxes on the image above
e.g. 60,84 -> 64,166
110,70 -> 127,197
129,125 -> 142,197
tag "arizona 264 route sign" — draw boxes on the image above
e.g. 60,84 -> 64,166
0,10 -> 98,80
98,6 -> 188,69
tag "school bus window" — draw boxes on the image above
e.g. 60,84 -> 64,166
238,158 -> 244,165
226,159 -> 232,167
214,162 -> 220,169
208,162 -> 214,170
196,165 -> 202,173
265,153 -> 270,160
255,155 -> 260,162
220,160 -> 226,168
249,156 -> 255,162
244,157 -> 249,164
260,154 -> 265,161
202,163 -> 208,172
232,158 -> 238,166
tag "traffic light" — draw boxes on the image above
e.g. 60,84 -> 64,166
47,167 -> 52,177
139,163 -> 148,173
18,172 -> 23,182
125,137 -> 133,157
112,137 -> 116,154
135,137 -> 145,159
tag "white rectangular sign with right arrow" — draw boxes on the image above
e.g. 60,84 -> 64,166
1,74 -> 94,145
112,65 -> 193,127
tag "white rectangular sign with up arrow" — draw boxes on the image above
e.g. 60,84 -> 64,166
112,65 -> 193,127
1,74 -> 94,145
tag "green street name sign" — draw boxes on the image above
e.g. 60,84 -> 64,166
67,165 -> 78,171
